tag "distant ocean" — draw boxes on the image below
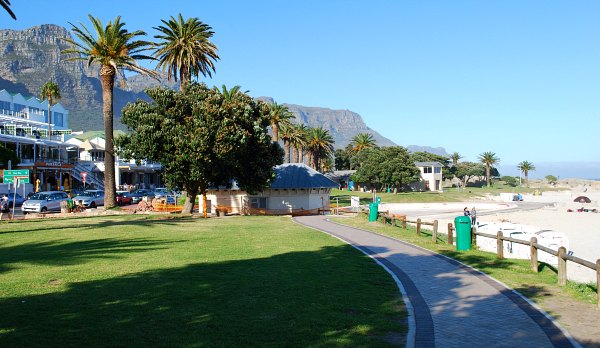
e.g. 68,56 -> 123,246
498,162 -> 600,181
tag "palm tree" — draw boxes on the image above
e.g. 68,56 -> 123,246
1,0 -> 15,19
305,127 -> 335,172
478,151 -> 500,188
63,15 -> 158,208
279,123 -> 294,163
290,124 -> 308,163
268,102 -> 294,142
39,81 -> 61,140
215,84 -> 245,102
517,160 -> 536,187
350,132 -> 376,152
153,14 -> 219,89
450,152 -> 462,165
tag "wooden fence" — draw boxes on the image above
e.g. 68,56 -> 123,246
370,209 -> 600,309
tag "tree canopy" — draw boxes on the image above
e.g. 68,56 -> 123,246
116,83 -> 283,214
351,146 -> 420,191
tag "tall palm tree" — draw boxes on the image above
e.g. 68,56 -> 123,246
517,160 -> 536,187
279,123 -> 294,163
153,14 -> 219,89
269,102 -> 294,142
450,152 -> 462,165
1,0 -> 15,19
39,81 -> 61,140
215,84 -> 245,102
63,15 -> 157,208
306,127 -> 335,172
291,124 -> 308,163
350,132 -> 376,152
478,151 -> 500,188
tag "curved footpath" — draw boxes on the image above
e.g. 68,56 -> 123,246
294,215 -> 579,348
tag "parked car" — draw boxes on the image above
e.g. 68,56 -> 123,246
116,191 -> 133,206
72,190 -> 105,208
152,187 -> 169,198
130,189 -> 155,204
7,193 -> 26,208
21,191 -> 69,214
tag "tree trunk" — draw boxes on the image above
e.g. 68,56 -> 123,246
284,140 -> 290,163
272,123 -> 279,142
47,96 -> 52,140
182,184 -> 199,215
294,146 -> 301,163
100,65 -> 117,209
486,165 -> 491,187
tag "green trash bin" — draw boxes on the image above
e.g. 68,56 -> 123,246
454,216 -> 472,251
368,203 -> 379,222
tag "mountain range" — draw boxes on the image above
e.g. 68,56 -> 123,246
0,24 -> 447,155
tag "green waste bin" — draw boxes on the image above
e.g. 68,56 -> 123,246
368,203 -> 379,222
376,197 -> 381,204
454,216 -> 472,251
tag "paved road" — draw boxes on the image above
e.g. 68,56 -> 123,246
294,215 -> 578,348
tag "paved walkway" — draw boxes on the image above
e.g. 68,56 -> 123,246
294,215 -> 578,348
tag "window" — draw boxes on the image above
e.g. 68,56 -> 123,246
434,167 -> 441,174
54,112 -> 64,127
13,103 -> 25,112
0,100 -> 10,112
250,197 -> 267,209
423,167 -> 432,174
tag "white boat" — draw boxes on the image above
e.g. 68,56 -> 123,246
475,222 -> 569,265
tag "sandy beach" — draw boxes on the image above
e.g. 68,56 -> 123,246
381,189 -> 600,283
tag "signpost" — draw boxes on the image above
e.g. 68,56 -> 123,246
3,169 -> 30,184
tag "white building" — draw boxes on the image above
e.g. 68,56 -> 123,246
414,161 -> 444,192
0,89 -> 75,193
204,163 -> 340,215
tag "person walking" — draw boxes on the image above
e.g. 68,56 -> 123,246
470,207 -> 477,226
0,194 -> 11,221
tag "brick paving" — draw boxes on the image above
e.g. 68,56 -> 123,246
294,215 -> 578,348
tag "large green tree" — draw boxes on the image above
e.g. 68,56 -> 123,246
0,144 -> 19,172
334,146 -> 353,170
454,161 -> 486,188
290,123 -> 308,163
478,151 -> 500,187
39,81 -> 61,140
517,160 -> 536,187
63,15 -> 157,208
153,14 -> 219,89
117,83 -> 283,215
351,146 -> 420,191
450,152 -> 462,165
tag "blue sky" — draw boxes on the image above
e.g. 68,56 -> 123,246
4,1 -> 600,177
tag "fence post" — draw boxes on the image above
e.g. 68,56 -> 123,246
471,226 -> 477,247
432,220 -> 438,243
530,237 -> 538,273
402,217 -> 407,229
448,223 -> 453,245
497,231 -> 504,259
596,259 -> 600,310
391,214 -> 396,227
558,246 -> 567,286
416,218 -> 421,236
381,212 -> 386,225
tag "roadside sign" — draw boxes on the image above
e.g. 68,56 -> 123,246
81,172 -> 87,184
3,169 -> 30,184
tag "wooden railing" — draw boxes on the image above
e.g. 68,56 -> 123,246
368,209 -> 599,309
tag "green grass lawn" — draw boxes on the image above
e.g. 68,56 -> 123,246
0,215 -> 406,347
331,215 -> 598,307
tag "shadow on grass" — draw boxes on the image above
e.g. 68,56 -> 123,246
0,238 -> 177,274
0,244 -> 406,347
0,215 -> 199,235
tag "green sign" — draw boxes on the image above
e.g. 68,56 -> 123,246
3,169 -> 30,184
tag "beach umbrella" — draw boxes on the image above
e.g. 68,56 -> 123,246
573,196 -> 591,203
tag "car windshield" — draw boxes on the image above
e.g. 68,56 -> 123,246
29,193 -> 48,200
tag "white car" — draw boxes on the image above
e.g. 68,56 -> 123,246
72,190 -> 105,208
22,191 -> 69,214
